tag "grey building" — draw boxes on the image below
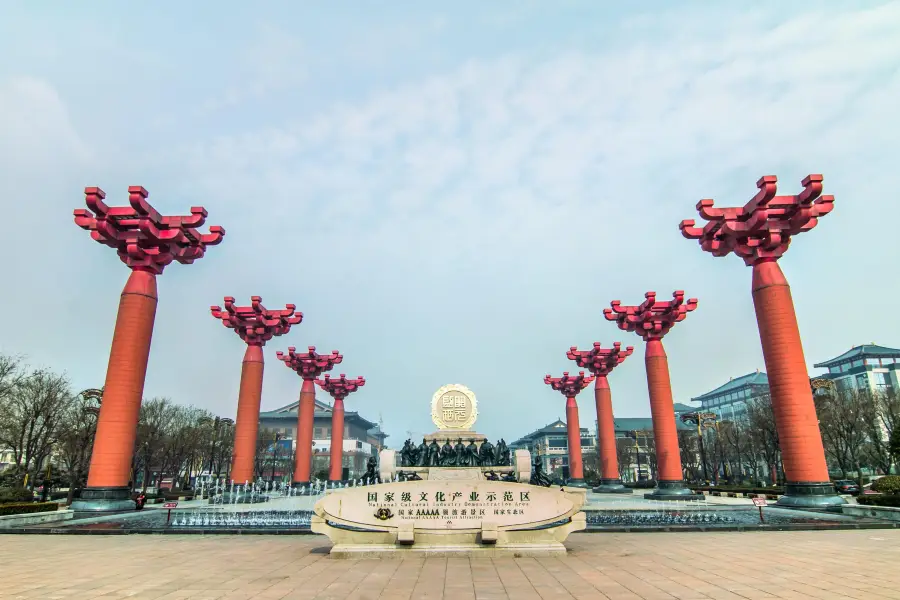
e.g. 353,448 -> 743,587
258,399 -> 388,480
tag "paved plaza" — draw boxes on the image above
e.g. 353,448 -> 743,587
2,530 -> 899,600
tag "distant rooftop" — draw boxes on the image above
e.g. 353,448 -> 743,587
691,371 -> 769,403
259,399 -> 378,431
813,344 -> 900,369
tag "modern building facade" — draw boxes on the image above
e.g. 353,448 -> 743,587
812,344 -> 900,395
258,399 -> 387,480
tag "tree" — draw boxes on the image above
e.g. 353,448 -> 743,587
56,388 -> 102,504
746,396 -> 781,484
815,388 -> 869,485
0,362 -> 71,486
133,397 -> 179,492
677,430 -> 701,482
859,390 -> 900,476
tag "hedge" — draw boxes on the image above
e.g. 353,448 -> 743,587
0,487 -> 34,504
0,502 -> 59,517
871,476 -> 900,495
857,495 -> 900,508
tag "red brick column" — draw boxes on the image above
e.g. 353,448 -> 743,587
293,380 -> 316,485
229,345 -> 264,483
328,398 -> 345,482
594,376 -> 619,481
565,396 -> 584,482
644,339 -> 684,483
752,260 -> 830,485
87,269 -> 157,490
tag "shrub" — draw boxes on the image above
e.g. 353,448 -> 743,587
871,475 -> 900,495
856,495 -> 900,508
0,502 -> 58,516
0,487 -> 34,504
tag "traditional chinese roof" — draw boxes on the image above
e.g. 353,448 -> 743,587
509,420 -> 590,447
258,400 -> 377,430
813,344 -> 900,369
690,371 -> 769,403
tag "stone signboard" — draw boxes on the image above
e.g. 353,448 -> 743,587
312,480 -> 586,557
317,480 -> 572,531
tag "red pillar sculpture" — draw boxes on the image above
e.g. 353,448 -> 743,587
276,346 -> 342,487
72,186 -> 224,512
211,297 -> 302,487
543,371 -> 594,487
315,374 -> 366,482
680,174 -> 843,508
567,342 -> 634,493
604,291 -> 703,500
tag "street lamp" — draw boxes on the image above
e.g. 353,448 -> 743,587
680,411 -> 718,483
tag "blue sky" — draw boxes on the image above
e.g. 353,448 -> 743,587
2,1 -> 899,444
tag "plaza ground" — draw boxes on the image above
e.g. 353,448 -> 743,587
2,530 -> 900,600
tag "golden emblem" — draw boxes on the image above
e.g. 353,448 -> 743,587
431,384 -> 478,430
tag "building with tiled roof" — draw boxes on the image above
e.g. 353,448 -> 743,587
258,399 -> 387,480
812,344 -> 900,396
690,370 -> 770,421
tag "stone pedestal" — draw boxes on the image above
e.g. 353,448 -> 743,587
70,487 -> 136,514
592,479 -> 631,494
643,480 -> 703,501
311,480 -> 587,558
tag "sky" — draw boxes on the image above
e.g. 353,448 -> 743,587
2,1 -> 899,446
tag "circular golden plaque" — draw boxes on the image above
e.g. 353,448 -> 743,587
431,384 -> 478,430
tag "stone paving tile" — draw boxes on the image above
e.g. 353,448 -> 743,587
2,531 -> 900,599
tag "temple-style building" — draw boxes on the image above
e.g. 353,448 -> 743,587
509,420 -> 596,478
258,400 -> 387,480
812,344 -> 900,395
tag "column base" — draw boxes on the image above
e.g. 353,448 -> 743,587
643,480 -> 703,501
592,479 -> 631,494
565,478 -> 590,488
291,481 -> 310,489
70,486 -> 136,514
775,482 -> 847,511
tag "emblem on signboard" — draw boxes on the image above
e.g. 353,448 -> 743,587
374,508 -> 394,521
431,384 -> 478,430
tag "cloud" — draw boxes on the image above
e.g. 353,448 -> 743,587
2,1 -> 899,444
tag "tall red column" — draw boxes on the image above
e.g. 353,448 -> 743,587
605,291 -> 703,500
295,379 -> 317,485
681,174 -> 843,508
277,346 -> 343,486
87,269 -> 157,490
211,296 -> 302,488
329,398 -> 345,481
72,186 -> 224,513
567,342 -> 634,493
645,339 -> 682,482
316,374 -> 366,482
544,371 -> 594,487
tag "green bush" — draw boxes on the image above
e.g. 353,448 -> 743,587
0,502 -> 58,516
871,475 -> 900,495
0,487 -> 34,504
857,494 -> 900,508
